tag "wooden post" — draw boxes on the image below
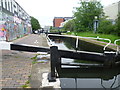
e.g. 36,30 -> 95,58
49,46 -> 58,82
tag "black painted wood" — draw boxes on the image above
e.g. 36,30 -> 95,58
11,44 -> 50,52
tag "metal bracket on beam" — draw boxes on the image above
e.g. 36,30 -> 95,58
104,51 -> 117,66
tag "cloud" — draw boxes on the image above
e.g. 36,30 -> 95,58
15,0 -> 120,27
100,0 -> 120,6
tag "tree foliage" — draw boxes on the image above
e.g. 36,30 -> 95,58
98,13 -> 120,36
73,0 -> 104,32
115,13 -> 120,36
63,20 -> 75,31
30,16 -> 41,32
98,19 -> 116,34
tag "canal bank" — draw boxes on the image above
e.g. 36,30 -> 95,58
13,34 -> 61,88
48,34 -> 120,51
1,34 -> 61,88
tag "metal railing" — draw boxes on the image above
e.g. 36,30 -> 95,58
70,35 -> 112,51
48,34 -> 113,51
114,39 -> 120,53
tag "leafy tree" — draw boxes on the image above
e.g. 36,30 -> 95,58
63,19 -> 75,31
98,19 -> 116,34
98,13 -> 120,36
30,16 -> 41,32
115,13 -> 120,36
50,26 -> 53,30
73,0 -> 104,32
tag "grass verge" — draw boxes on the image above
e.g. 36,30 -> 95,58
67,32 -> 120,45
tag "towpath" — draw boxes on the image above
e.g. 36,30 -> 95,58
1,34 -> 49,88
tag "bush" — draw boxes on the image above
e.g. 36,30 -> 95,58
63,20 -> 75,32
98,19 -> 116,34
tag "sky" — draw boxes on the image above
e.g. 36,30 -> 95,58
15,0 -> 120,27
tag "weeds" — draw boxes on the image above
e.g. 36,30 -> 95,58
21,80 -> 30,88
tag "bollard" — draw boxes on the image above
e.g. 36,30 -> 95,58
48,46 -> 59,82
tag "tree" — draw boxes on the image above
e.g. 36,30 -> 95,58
73,0 -> 104,32
30,16 -> 41,32
50,26 -> 53,30
98,19 -> 116,34
115,13 -> 120,36
63,19 -> 75,31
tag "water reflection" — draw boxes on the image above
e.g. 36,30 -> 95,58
58,66 -> 120,89
49,36 -> 120,89
51,36 -> 112,52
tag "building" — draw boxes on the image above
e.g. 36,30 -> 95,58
53,17 -> 73,28
104,1 -> 120,20
59,19 -> 73,28
43,26 -> 50,33
53,17 -> 64,28
0,0 -> 32,41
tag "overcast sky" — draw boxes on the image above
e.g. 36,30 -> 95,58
15,0 -> 120,27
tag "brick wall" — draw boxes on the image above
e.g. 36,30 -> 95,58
53,18 -> 64,27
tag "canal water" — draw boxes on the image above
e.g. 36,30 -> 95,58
49,36 -> 120,89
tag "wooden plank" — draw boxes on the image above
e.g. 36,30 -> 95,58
11,44 -> 120,62
61,63 -> 103,67
11,44 -> 50,52
59,49 -> 106,62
